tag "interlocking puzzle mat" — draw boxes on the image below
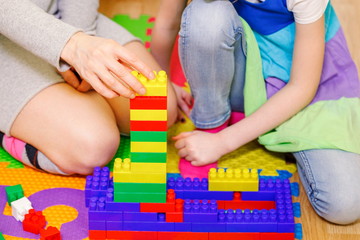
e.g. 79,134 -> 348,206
0,15 -> 297,239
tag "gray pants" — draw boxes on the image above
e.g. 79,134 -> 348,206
0,13 -> 139,135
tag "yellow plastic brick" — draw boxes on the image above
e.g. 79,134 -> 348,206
131,162 -> 167,173
130,141 -> 167,153
208,168 -> 259,192
113,158 -> 166,183
130,109 -> 167,121
132,70 -> 167,96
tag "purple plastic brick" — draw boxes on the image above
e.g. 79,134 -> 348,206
123,212 -> 158,221
183,199 -> 218,223
225,209 -> 278,232
276,192 -> 295,233
106,221 -> 123,231
168,177 -> 233,200
174,222 -> 192,232
88,220 -> 106,230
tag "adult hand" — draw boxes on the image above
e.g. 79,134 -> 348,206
57,68 -> 92,92
173,131 -> 226,166
61,32 -> 155,98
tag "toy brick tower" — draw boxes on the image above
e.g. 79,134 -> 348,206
113,71 -> 168,203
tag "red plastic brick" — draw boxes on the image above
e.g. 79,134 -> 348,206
130,120 -> 167,131
130,96 -> 167,110
158,232 -> 209,240
106,230 -> 157,240
166,212 -> 183,222
209,232 -> 260,240
88,230 -> 106,239
23,209 -> 46,234
40,226 -> 61,240
260,232 -> 295,240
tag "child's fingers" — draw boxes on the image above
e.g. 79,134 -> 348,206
177,148 -> 188,158
174,139 -> 186,149
173,131 -> 195,140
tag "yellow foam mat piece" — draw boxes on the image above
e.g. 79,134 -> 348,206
167,115 -> 296,175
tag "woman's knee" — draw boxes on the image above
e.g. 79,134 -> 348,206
63,127 -> 120,175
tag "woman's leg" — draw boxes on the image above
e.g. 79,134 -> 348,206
179,0 -> 246,129
293,149 -> 360,224
10,83 -> 120,175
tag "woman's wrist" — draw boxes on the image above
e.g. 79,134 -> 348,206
61,31 -> 85,64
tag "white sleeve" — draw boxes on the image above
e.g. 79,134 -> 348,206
287,0 -> 329,24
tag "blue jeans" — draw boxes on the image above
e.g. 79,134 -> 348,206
293,149 -> 360,224
179,0 -> 246,129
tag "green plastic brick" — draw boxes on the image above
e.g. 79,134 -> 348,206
5,184 -> 24,205
130,152 -> 167,163
114,192 -> 166,203
131,131 -> 167,142
114,182 -> 166,193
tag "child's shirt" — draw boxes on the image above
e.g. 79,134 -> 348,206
232,0 -> 360,154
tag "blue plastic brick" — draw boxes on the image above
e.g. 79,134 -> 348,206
293,202 -> 301,218
291,182 -> 300,197
295,223 -> 303,240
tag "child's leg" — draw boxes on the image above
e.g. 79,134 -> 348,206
293,149 -> 360,225
179,0 -> 246,129
178,0 -> 246,178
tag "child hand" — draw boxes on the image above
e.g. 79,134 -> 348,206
171,83 -> 193,118
173,131 -> 225,166
61,32 -> 155,99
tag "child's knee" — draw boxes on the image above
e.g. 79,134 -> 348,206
313,191 -> 360,225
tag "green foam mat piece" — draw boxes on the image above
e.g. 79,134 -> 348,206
0,147 -> 24,169
112,14 -> 154,43
106,135 -> 131,172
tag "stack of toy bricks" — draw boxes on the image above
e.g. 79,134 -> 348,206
112,70 -> 168,203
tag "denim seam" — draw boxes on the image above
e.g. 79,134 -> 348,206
298,151 -> 320,202
234,25 -> 247,57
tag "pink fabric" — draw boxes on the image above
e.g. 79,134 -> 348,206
3,135 -> 26,161
170,36 -> 187,87
229,112 -> 245,125
179,120 -> 229,179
